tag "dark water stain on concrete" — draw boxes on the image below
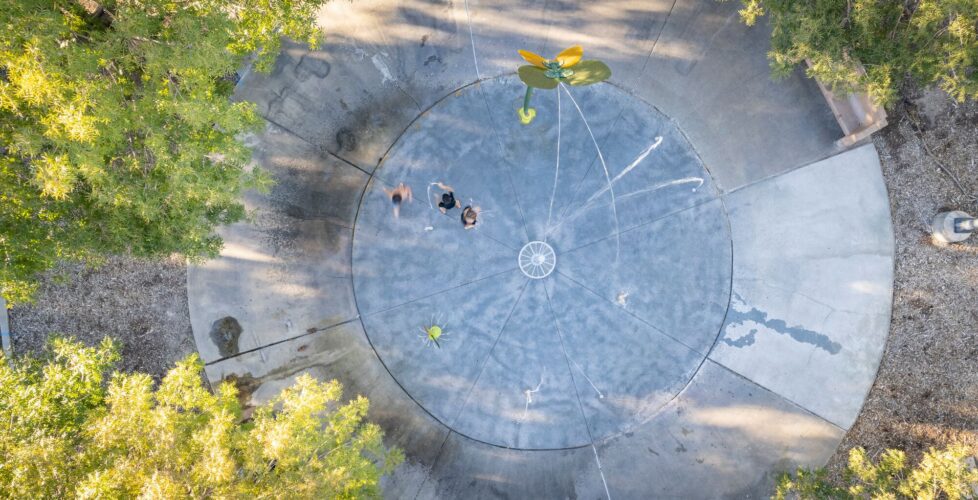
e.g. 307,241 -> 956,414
210,316 -> 242,357
293,53 -> 331,82
335,128 -> 357,152
724,293 -> 842,354
721,329 -> 757,348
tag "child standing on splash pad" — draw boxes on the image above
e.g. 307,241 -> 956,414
433,182 -> 461,214
461,205 -> 480,229
383,183 -> 412,218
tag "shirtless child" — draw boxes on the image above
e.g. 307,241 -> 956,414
383,183 -> 413,218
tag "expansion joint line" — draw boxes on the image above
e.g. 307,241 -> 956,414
638,0 -> 678,75
450,279 -> 530,427
462,0 -> 530,242
543,286 -> 612,500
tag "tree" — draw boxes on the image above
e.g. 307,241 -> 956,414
776,445 -> 978,499
0,338 -> 403,498
0,0 -> 329,304
727,1 -> 978,105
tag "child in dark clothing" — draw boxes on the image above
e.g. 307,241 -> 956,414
434,182 -> 461,214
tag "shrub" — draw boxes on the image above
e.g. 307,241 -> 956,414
0,338 -> 402,498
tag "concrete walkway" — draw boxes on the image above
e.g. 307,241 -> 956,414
188,0 -> 894,497
0,298 -> 10,359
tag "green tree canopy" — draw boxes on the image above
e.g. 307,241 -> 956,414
0,0 -> 328,303
730,0 -> 978,105
0,338 -> 402,498
776,444 -> 978,499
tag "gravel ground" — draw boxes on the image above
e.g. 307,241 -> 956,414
825,88 -> 978,478
8,255 -> 195,380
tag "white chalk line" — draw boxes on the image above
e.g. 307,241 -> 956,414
462,0 -> 481,80
582,136 -> 663,206
426,181 -> 438,209
544,135 -> 663,236
570,358 -> 604,399
545,137 -> 663,236
519,375 -> 544,423
592,444 -> 613,499
561,83 -> 620,260
545,87 -> 562,236
548,176 -> 704,234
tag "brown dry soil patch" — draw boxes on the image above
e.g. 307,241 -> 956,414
4,87 -> 977,489
8,255 -> 195,380
826,88 -> 978,479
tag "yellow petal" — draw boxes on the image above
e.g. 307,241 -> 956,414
518,49 -> 548,68
554,45 -> 583,67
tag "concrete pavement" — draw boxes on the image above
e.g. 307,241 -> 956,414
188,1 -> 894,497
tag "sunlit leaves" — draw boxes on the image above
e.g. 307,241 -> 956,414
227,0 -> 327,72
775,444 -> 978,500
34,154 -> 76,199
731,0 -> 978,105
0,338 -> 401,498
0,0 -> 328,303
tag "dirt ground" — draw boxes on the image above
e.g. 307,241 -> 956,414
8,255 -> 195,380
825,88 -> 978,478
5,86 -> 976,487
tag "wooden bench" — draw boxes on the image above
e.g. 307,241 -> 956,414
807,59 -> 889,149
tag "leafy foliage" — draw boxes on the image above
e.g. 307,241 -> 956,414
728,0 -> 978,105
0,338 -> 402,498
775,444 -> 978,499
0,0 -> 328,303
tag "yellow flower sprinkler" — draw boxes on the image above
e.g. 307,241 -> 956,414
516,45 -> 611,124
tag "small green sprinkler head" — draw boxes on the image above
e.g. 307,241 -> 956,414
425,325 -> 443,348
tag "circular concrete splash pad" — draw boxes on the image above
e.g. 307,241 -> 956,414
352,76 -> 732,449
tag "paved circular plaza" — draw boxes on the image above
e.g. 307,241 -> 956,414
188,1 -> 896,496
353,78 -> 732,449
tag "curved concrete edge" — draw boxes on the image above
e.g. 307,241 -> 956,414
594,360 -> 846,498
202,317 -> 611,499
709,143 -> 894,430
202,320 -> 450,491
187,0 -> 899,494
185,117 -> 893,499
607,0 -> 842,193
238,0 -> 840,193
418,433 -> 606,499
0,298 -> 11,359
188,122 -> 367,362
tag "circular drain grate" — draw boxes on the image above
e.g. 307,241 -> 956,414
519,241 -> 556,279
